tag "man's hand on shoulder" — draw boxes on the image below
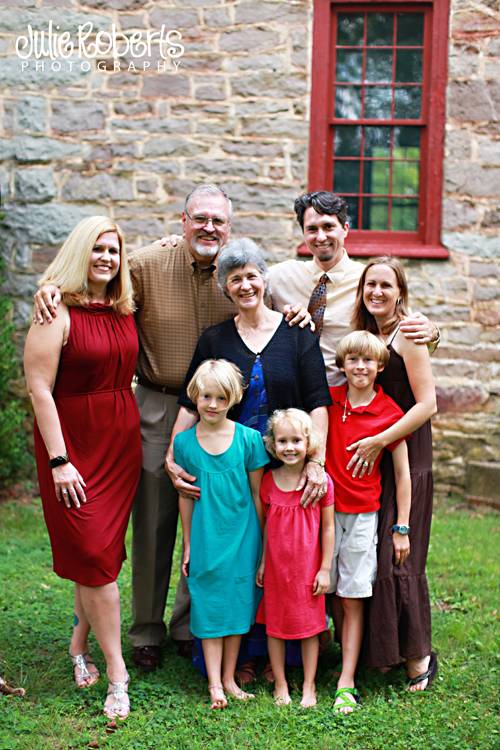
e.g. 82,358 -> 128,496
33,284 -> 61,325
399,311 -> 439,347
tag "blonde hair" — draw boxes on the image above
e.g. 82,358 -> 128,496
38,216 -> 134,315
187,359 -> 244,410
335,330 -> 389,368
264,408 -> 319,460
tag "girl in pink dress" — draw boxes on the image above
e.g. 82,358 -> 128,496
256,409 -> 334,707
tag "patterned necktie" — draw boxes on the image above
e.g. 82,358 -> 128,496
307,273 -> 329,338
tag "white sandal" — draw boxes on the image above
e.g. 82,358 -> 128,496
69,651 -> 100,688
104,674 -> 130,720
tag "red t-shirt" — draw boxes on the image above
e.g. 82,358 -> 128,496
326,384 -> 405,514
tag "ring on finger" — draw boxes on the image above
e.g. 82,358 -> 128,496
62,489 -> 68,494
363,460 -> 369,467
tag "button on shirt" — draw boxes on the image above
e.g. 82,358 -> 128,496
268,251 -> 365,385
128,239 -> 235,390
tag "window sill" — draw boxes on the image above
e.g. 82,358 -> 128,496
296,235 -> 449,260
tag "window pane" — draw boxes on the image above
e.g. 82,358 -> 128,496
344,196 -> 359,229
364,161 -> 390,194
394,126 -> 420,158
365,50 -> 393,82
392,161 -> 419,195
364,87 -> 392,118
395,50 -> 422,82
394,87 -> 421,118
334,126 -> 362,156
366,13 -> 393,46
365,126 -> 391,157
363,197 -> 388,230
337,13 -> 364,46
391,199 -> 418,230
336,50 -> 363,82
333,160 -> 360,193
397,13 -> 424,46
335,86 -> 362,118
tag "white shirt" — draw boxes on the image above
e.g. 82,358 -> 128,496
268,251 -> 365,384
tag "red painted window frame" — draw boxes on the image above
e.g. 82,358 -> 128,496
303,0 -> 450,258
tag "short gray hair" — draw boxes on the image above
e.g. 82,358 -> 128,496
184,184 -> 233,218
217,238 -> 268,291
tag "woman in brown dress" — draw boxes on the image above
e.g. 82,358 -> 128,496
349,257 -> 438,691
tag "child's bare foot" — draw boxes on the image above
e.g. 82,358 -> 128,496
222,677 -> 254,700
208,684 -> 227,710
273,681 -> 291,706
300,682 -> 317,708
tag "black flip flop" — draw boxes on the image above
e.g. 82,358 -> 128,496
407,651 -> 438,690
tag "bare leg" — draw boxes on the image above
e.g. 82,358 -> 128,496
202,638 -> 227,709
300,636 -> 319,708
69,584 -> 99,687
267,636 -> 290,705
335,597 -> 363,714
222,635 -> 254,700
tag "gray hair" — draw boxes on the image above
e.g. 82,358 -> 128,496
184,183 -> 233,218
217,238 -> 269,291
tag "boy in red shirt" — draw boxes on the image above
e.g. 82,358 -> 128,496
326,331 -> 411,714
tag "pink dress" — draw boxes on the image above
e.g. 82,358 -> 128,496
256,471 -> 334,639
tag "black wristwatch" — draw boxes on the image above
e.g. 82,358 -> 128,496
49,454 -> 69,468
391,524 -> 410,535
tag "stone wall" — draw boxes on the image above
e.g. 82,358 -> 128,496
0,0 -> 498,500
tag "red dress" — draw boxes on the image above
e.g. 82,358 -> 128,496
256,471 -> 334,639
34,304 -> 141,587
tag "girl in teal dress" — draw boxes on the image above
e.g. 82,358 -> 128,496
173,359 -> 269,710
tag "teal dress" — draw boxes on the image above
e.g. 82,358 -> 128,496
173,422 -> 269,639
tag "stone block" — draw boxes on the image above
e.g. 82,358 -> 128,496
118,13 -> 147,30
176,54 -> 223,72
226,54 -> 288,73
221,181 -> 298,212
482,208 -> 500,227
445,162 -> 500,197
12,136 -> 85,163
14,167 -> 56,203
444,232 -> 499,259
64,173 -> 134,202
448,45 -> 480,78
114,101 -> 153,116
203,7 -> 232,27
235,100 -> 292,117
143,137 -> 204,158
13,300 -> 33,328
4,203 -> 102,244
477,135 -> 500,166
234,1 -> 305,25
185,158 -> 260,179
32,245 -> 59,272
445,128 -> 472,158
469,260 -> 499,279
15,97 -> 47,134
0,167 -> 11,202
436,380 -> 489,413
231,71 -> 307,99
442,198 -> 480,230
51,101 -> 107,133
117,217 -> 165,239
447,80 -> 499,122
240,117 -> 308,139
465,461 -> 500,508
193,119 -> 236,136
79,0 -> 143,9
110,142 -> 140,158
110,117 -> 190,134
142,74 -> 190,98
484,58 -> 500,81
220,28 -> 280,53
136,178 -> 159,194
148,7 -> 199,29
194,83 -> 226,101
472,283 -> 498,302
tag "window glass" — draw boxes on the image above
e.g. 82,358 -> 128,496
337,13 -> 364,46
367,13 -> 393,45
334,126 -> 362,156
395,50 -> 422,82
335,86 -> 362,118
333,160 -> 360,193
397,13 -> 424,45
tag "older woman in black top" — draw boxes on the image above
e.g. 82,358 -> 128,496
167,237 -> 331,501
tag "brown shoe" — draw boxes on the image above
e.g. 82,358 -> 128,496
173,639 -> 194,659
132,645 -> 161,672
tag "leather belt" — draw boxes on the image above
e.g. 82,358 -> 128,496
136,375 -> 180,397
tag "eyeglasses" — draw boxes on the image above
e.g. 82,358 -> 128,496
185,207 -> 229,229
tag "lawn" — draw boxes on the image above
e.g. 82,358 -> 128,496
0,497 -> 498,750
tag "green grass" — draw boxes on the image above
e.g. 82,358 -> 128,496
0,499 -> 498,750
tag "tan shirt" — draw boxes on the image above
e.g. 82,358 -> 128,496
268,251 -> 365,384
128,240 -> 235,390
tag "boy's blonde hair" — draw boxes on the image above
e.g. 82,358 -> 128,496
187,359 -> 244,410
38,215 -> 134,315
335,330 -> 389,368
264,408 -> 319,459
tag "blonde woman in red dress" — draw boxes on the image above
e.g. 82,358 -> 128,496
24,216 -> 141,720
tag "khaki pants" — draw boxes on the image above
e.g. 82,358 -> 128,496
128,385 -> 191,647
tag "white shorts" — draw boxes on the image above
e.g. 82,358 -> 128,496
328,511 -> 378,599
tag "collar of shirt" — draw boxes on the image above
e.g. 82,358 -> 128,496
310,249 -> 353,284
183,242 -> 218,276
331,384 -> 385,415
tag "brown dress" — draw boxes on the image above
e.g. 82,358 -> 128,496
363,343 -> 433,668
